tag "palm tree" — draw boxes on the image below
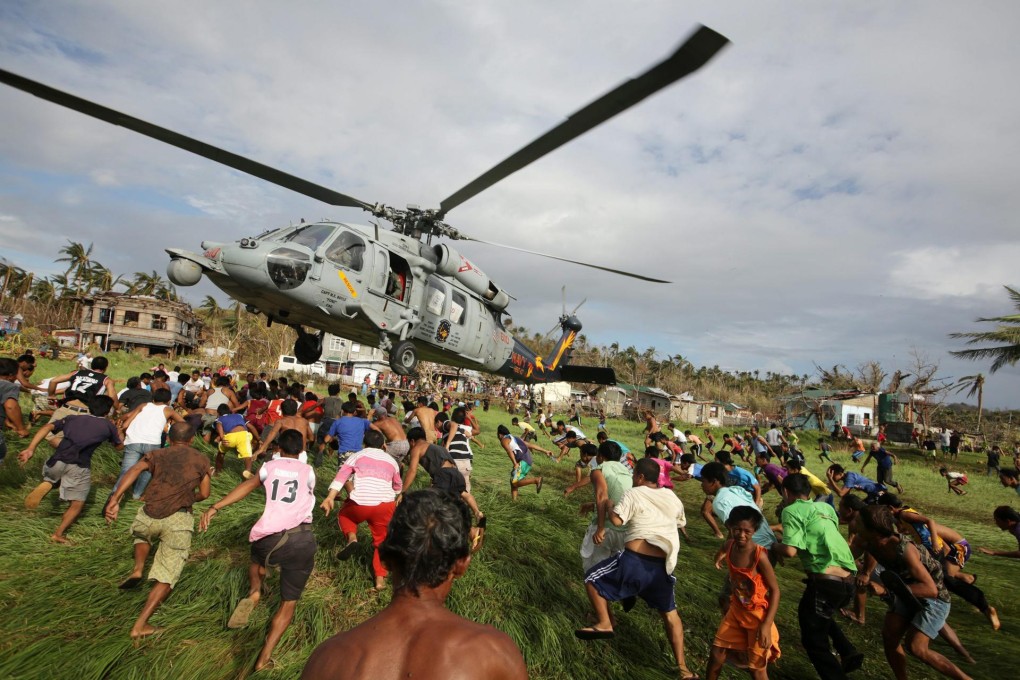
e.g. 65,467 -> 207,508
128,270 -> 165,297
954,374 -> 986,432
87,263 -> 123,293
950,285 -> 1020,372
0,264 -> 24,303
30,278 -> 57,305
55,240 -> 94,293
49,273 -> 71,298
200,295 -> 224,319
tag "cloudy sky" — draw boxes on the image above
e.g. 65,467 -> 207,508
2,2 -> 1018,406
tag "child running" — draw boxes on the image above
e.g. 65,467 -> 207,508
498,424 -> 543,500
939,468 -> 968,495
819,438 -> 835,464
708,505 -> 781,679
215,403 -> 261,478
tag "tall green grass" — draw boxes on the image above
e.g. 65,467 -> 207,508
0,402 -> 1016,679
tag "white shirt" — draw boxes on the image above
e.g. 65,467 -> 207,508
125,402 -> 170,446
614,485 -> 687,573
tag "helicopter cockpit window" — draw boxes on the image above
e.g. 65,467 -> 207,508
451,291 -> 467,325
325,231 -> 366,272
267,247 -> 312,291
281,223 -> 336,251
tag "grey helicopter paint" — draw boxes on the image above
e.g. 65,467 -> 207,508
1,25 -> 729,383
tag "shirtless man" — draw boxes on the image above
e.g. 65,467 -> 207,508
254,400 -> 313,458
372,406 -> 410,463
200,376 -> 241,442
301,489 -> 527,680
411,396 -> 438,443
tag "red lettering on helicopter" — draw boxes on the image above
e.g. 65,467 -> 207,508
510,351 -> 534,376
204,247 -> 221,259
457,256 -> 481,275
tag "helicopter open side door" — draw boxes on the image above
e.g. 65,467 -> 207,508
359,242 -> 413,336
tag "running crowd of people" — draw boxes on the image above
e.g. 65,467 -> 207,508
1,351 -> 1017,679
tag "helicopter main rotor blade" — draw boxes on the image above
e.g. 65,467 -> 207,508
436,24 -> 729,218
460,236 -> 671,284
0,69 -> 375,212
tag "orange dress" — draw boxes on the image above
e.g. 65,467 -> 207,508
713,543 -> 781,670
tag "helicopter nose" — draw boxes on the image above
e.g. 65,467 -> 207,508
217,245 -> 272,287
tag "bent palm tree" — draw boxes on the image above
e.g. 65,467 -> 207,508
950,285 -> 1020,373
953,374 -> 985,432
55,241 -> 94,293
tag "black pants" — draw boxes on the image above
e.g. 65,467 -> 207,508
799,577 -> 857,680
945,574 -> 989,613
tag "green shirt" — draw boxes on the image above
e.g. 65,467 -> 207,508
781,499 -> 856,574
595,460 -> 632,533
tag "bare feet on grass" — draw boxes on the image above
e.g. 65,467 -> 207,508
130,624 -> 164,639
987,606 -> 1001,631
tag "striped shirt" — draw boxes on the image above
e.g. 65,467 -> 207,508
330,447 -> 401,506
447,424 -> 474,461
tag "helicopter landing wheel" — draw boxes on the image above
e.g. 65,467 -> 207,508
294,331 -> 322,365
389,340 -> 418,376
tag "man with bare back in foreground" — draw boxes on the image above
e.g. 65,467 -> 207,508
301,489 -> 527,680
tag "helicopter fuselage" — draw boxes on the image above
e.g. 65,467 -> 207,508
167,221 -> 586,383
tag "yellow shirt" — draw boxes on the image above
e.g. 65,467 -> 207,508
800,467 -> 830,497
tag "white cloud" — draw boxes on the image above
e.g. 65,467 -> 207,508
890,245 -> 1020,300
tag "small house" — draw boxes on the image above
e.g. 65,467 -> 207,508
79,293 -> 201,357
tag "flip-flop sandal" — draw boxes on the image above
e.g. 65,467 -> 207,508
119,576 -> 143,590
338,541 -> 359,561
536,478 -> 544,494
227,597 -> 257,628
575,627 -> 615,640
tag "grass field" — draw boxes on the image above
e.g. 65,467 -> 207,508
1,356 -> 1017,679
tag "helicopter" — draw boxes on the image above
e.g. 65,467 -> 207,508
0,25 -> 728,384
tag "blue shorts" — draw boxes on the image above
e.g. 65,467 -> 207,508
892,596 -> 950,640
584,550 -> 676,613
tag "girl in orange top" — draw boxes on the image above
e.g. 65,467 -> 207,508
708,505 -> 781,679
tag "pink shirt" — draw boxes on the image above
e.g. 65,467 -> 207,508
651,457 -> 675,489
330,447 -> 402,506
250,457 -> 316,542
